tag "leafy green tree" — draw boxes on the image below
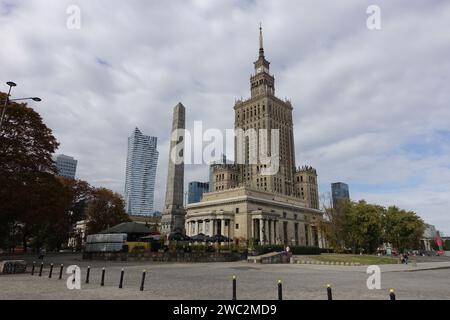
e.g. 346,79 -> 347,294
85,188 -> 130,235
342,200 -> 384,254
383,206 -> 425,252
0,92 -> 59,251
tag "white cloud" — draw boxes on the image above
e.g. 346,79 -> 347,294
1,0 -> 449,233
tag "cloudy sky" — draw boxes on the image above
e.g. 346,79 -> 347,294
1,0 -> 449,233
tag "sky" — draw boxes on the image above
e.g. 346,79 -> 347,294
1,0 -> 449,234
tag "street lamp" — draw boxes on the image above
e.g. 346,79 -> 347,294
0,81 -> 41,131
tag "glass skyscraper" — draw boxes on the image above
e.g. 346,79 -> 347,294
331,182 -> 350,207
54,154 -> 77,179
124,128 -> 159,216
188,181 -> 209,204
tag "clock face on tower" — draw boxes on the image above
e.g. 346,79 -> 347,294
256,66 -> 269,74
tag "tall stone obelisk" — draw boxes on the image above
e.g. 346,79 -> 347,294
160,103 -> 186,236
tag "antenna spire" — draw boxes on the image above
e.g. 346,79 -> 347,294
259,22 -> 264,58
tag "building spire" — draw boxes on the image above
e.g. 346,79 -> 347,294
259,22 -> 264,58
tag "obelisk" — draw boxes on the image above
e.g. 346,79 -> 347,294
160,103 -> 186,236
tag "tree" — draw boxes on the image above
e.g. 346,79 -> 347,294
383,206 -> 425,252
342,201 -> 384,254
319,192 -> 350,252
85,188 -> 130,235
0,92 -> 59,251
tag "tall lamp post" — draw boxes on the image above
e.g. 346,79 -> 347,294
0,81 -> 41,131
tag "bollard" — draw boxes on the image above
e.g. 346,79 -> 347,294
101,268 -> 105,286
140,270 -> 146,291
39,262 -> 44,277
59,264 -> 64,280
389,289 -> 396,301
232,275 -> 237,300
119,268 -> 124,289
13,263 -> 17,274
85,266 -> 91,284
278,280 -> 283,300
48,263 -> 54,278
327,284 -> 333,301
31,261 -> 36,275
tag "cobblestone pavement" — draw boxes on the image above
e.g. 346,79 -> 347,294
1,254 -> 449,300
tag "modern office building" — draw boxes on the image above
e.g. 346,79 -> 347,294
188,181 -> 210,204
124,127 -> 159,216
54,154 -> 78,179
331,182 -> 350,207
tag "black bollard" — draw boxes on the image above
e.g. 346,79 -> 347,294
39,262 -> 44,277
31,261 -> 36,275
389,289 -> 396,300
278,280 -> 283,300
140,270 -> 146,291
59,264 -> 64,280
101,268 -> 105,286
13,263 -> 17,274
48,263 -> 54,278
232,275 -> 237,300
327,284 -> 333,301
119,268 -> 124,289
85,266 -> 91,284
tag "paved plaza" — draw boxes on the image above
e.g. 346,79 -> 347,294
1,254 -> 450,300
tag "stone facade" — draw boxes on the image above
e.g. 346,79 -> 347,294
161,103 -> 186,235
294,166 -> 320,210
186,27 -> 327,248
186,187 -> 325,247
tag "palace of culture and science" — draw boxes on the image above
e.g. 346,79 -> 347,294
182,27 -> 326,247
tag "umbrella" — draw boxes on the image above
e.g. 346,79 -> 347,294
208,234 -> 232,243
191,233 -> 207,242
168,232 -> 191,241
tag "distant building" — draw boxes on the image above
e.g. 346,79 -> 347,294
331,182 -> 350,207
294,166 -> 320,210
209,154 -> 228,192
124,127 -> 159,216
188,181 -> 209,204
54,154 -> 78,179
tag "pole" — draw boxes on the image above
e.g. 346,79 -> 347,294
140,270 -> 146,291
85,266 -> 91,284
119,268 -> 124,289
48,263 -> 54,278
59,264 -> 64,280
101,268 -> 105,286
232,275 -> 237,300
327,284 -> 332,301
39,262 -> 44,277
31,261 -> 36,275
390,289 -> 396,300
0,84 -> 13,131
278,280 -> 282,300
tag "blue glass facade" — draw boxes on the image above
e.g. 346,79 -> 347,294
331,182 -> 350,207
188,181 -> 209,204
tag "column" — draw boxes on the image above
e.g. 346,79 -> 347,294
268,220 -> 272,244
259,219 -> 264,244
221,219 -> 226,236
273,220 -> 277,244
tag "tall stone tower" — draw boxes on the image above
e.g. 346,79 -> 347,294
234,25 -> 296,196
294,166 -> 320,209
160,103 -> 186,235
